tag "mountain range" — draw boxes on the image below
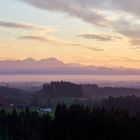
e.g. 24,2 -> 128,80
0,58 -> 140,75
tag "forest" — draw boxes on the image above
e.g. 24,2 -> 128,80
41,81 -> 83,97
0,103 -> 140,140
1,81 -> 140,139
1,81 -> 140,108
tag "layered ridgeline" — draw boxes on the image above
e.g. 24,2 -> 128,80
41,81 -> 83,97
0,58 -> 140,75
0,86 -> 31,106
1,81 -> 140,109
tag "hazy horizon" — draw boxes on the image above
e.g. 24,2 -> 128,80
0,75 -> 140,87
0,57 -> 140,75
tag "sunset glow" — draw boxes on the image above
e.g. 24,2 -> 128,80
0,0 -> 140,68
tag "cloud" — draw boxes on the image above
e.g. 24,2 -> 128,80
78,34 -> 113,41
18,35 -> 69,45
119,57 -> 140,63
18,35 -> 52,43
108,0 -> 140,17
113,18 -> 140,39
17,0 -> 140,45
0,45 -> 9,48
0,20 -> 34,29
85,47 -> 104,52
132,47 -> 140,50
72,44 -> 83,47
72,43 -> 103,51
19,0 -> 140,26
130,39 -> 140,46
113,18 -> 140,46
0,20 -> 55,32
19,0 -> 110,26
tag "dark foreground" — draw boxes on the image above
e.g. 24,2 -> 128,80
0,104 -> 140,140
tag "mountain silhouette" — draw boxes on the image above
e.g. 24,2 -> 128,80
0,58 -> 140,75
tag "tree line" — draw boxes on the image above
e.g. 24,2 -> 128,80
41,81 -> 83,97
1,103 -> 140,139
101,95 -> 140,114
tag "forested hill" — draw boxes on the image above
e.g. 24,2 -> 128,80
1,82 -> 140,107
82,85 -> 140,99
36,81 -> 83,98
35,81 -> 140,99
0,86 -> 28,95
0,86 -> 30,105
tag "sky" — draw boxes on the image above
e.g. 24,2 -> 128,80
0,0 -> 140,68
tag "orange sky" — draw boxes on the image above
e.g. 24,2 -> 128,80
0,0 -> 140,68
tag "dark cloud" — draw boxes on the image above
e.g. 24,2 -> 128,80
114,18 -> 140,39
18,0 -> 140,44
18,35 -> 67,45
0,20 -> 34,29
130,39 -> 140,46
73,44 -> 83,46
19,0 -> 140,25
19,0 -> 109,26
72,43 -> 103,51
0,20 -> 52,31
85,47 -> 104,51
113,36 -> 122,40
108,0 -> 140,17
78,34 -> 113,41
18,35 -> 52,42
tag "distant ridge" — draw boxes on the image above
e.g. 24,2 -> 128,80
0,58 -> 140,75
